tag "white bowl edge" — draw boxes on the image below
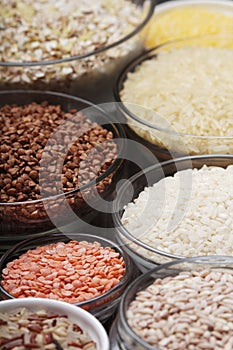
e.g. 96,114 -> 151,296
0,298 -> 110,350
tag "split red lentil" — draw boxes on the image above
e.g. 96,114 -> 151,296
1,240 -> 126,304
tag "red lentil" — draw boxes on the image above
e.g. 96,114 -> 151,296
1,240 -> 126,303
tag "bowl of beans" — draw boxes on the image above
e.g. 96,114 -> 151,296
0,297 -> 109,350
111,255 -> 233,350
113,154 -> 233,272
0,233 -> 136,324
115,33 -> 233,160
0,90 -> 126,250
0,0 -> 155,103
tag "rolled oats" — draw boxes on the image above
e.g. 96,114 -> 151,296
0,0 -> 146,96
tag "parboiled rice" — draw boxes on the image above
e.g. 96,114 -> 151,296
120,46 -> 233,154
121,165 -> 233,259
127,269 -> 233,349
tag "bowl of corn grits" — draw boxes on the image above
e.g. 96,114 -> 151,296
145,0 -> 233,49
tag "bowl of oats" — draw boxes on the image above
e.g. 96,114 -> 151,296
0,0 -> 155,103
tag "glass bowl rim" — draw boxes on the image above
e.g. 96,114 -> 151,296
114,32 -> 233,140
113,154 -> 233,260
0,0 -> 156,67
0,89 -> 126,206
0,232 -> 134,308
118,254 -> 233,350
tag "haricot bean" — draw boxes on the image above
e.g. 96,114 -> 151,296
1,240 -> 126,304
0,307 -> 96,350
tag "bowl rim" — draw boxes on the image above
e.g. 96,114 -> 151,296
0,0 -> 156,67
0,89 -> 126,206
0,232 -> 134,308
118,255 -> 233,350
0,297 -> 110,350
155,0 -> 233,12
113,154 -> 233,261
114,32 -> 233,139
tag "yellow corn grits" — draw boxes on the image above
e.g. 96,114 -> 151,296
145,6 -> 233,48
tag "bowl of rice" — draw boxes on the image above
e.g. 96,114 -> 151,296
115,33 -> 233,159
0,298 -> 109,350
113,154 -> 233,272
112,256 -> 233,350
0,0 -> 155,103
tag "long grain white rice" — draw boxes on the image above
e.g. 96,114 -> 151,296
120,46 -> 233,154
121,165 -> 233,260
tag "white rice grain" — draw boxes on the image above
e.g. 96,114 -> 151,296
121,165 -> 233,259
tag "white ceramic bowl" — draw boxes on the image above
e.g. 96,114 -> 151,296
0,298 -> 110,350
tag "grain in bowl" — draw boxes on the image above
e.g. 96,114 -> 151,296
115,257 -> 233,350
0,298 -> 109,350
114,155 -> 233,268
145,0 -> 233,48
117,34 -> 233,156
0,308 -> 97,350
0,90 -> 126,239
0,233 -> 135,324
0,0 -> 155,101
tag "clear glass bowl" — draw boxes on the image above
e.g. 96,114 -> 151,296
113,154 -> 233,272
0,233 -> 137,325
0,90 -> 126,250
115,33 -> 233,160
146,0 -> 233,48
0,0 -> 155,103
112,255 -> 233,350
0,298 -> 109,350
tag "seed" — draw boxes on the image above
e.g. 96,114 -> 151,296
0,0 -> 143,95
0,308 -> 96,349
0,102 -> 118,224
1,240 -> 125,306
127,270 -> 233,350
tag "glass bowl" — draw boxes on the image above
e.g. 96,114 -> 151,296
0,298 -> 109,350
113,154 -> 233,272
115,33 -> 233,160
112,255 -> 233,350
0,90 -> 126,250
0,0 -> 155,103
146,0 -> 233,48
0,233 -> 137,325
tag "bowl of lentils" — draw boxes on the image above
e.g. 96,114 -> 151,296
0,90 -> 126,247
113,154 -> 233,271
115,33 -> 233,159
112,256 -> 233,350
0,297 -> 109,350
0,232 -> 135,325
0,0 -> 155,102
